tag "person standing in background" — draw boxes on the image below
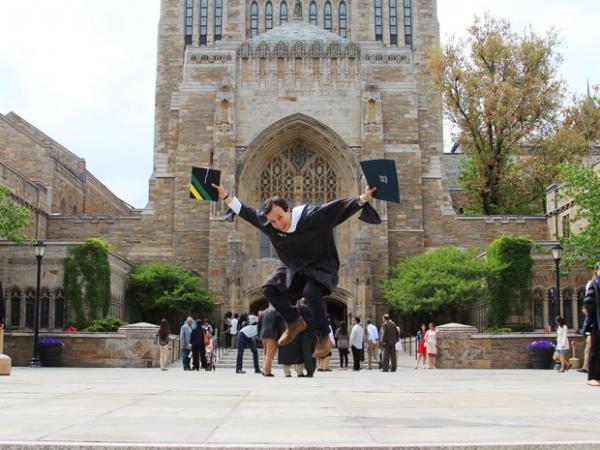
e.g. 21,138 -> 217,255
157,319 -> 171,371
425,322 -> 438,369
415,323 -> 427,369
366,318 -> 379,370
335,321 -> 350,369
229,313 -> 239,349
258,305 -> 284,377
380,314 -> 400,372
179,316 -> 193,371
350,316 -> 364,371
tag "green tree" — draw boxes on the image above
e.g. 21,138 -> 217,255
380,247 -> 497,319
486,236 -> 533,327
63,238 -> 112,327
429,14 -> 566,214
557,163 -> 600,270
0,186 -> 32,243
127,263 -> 214,327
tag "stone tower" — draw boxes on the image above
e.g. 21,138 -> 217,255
146,0 -> 447,321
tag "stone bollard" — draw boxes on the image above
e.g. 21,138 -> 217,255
117,322 -> 161,368
436,323 -> 480,369
0,329 -> 11,375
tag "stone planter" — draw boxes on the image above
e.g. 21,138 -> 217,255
528,349 -> 554,369
39,345 -> 63,367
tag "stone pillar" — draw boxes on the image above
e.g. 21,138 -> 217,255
117,322 -> 161,368
0,329 -> 11,375
435,323 -> 479,369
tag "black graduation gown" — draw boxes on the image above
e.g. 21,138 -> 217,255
225,198 -> 381,294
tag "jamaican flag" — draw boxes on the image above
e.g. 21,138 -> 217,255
190,166 -> 221,201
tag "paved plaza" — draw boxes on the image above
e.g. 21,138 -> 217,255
0,356 -> 599,450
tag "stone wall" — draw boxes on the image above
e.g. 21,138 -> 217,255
3,323 -> 181,368
438,331 -> 586,369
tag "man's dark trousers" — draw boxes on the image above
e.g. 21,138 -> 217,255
236,332 -> 259,372
382,343 -> 397,372
262,275 -> 329,335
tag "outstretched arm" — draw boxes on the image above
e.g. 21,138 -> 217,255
308,185 -> 378,227
212,183 -> 268,230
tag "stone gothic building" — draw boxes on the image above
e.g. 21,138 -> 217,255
3,0 -> 583,331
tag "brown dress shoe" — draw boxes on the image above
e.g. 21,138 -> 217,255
277,317 -> 307,346
313,335 -> 332,358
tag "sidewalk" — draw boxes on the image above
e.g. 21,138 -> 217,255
0,361 -> 599,449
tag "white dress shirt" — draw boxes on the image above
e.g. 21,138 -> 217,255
367,323 -> 379,342
350,324 -> 364,349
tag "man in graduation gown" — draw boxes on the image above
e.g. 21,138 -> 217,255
213,182 -> 380,358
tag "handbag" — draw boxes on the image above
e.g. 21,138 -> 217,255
203,332 -> 211,346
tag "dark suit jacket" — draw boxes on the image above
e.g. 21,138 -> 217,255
381,320 -> 399,346
257,307 -> 285,340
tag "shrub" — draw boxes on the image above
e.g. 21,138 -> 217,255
39,337 -> 63,347
82,317 -> 127,332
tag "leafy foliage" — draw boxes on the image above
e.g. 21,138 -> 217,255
127,263 -> 214,326
429,14 -> 568,214
0,186 -> 32,243
486,236 -> 533,327
558,163 -> 600,269
63,239 -> 111,327
380,247 -> 497,317
82,316 -> 127,332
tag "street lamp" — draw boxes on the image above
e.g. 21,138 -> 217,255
551,244 -> 563,330
29,240 -> 46,367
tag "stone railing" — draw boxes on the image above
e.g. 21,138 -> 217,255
436,323 -> 586,369
3,322 -> 181,368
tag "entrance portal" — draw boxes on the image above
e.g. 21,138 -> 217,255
249,298 -> 269,315
325,297 -> 347,325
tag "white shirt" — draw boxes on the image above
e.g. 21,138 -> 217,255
229,318 -> 238,334
367,323 -> 379,342
556,325 -> 569,350
350,324 -> 364,349
240,323 -> 258,339
229,197 -> 305,233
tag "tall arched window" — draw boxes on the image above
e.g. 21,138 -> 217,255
280,1 -> 288,24
563,288 -> 574,329
403,0 -> 412,46
265,1 -> 273,31
10,288 -> 21,327
339,1 -> 347,38
200,0 -> 208,45
185,0 -> 193,45
309,1 -> 317,25
374,0 -> 383,41
54,288 -> 65,329
251,2 -> 259,37
324,1 -> 332,32
40,288 -> 50,329
389,0 -> 398,45
25,289 -> 35,328
533,288 -> 545,330
214,0 -> 223,41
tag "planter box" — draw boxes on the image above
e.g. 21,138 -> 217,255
528,349 -> 554,369
39,345 -> 63,367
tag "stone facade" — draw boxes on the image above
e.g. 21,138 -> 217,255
4,323 -> 181,368
0,242 -> 132,330
1,0 -> 563,330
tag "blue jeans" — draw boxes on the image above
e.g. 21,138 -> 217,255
236,333 -> 259,372
182,348 -> 191,369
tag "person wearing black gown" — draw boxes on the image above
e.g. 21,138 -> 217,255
213,182 -> 379,359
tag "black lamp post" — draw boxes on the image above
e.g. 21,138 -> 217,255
29,240 -> 46,367
551,244 -> 563,330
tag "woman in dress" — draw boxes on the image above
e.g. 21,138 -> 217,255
157,319 -> 171,371
415,323 -> 427,369
555,316 -> 571,372
425,322 -> 437,369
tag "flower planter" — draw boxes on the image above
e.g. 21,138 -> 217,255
39,345 -> 63,367
528,349 -> 554,369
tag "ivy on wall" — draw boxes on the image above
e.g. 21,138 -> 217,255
487,236 -> 533,327
63,238 -> 111,327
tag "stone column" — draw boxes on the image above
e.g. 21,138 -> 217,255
0,329 -> 11,375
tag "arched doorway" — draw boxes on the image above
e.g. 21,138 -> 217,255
325,297 -> 347,326
249,298 -> 269,315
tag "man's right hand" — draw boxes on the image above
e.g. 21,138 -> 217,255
211,183 -> 228,200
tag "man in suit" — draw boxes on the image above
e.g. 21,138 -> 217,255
213,182 -> 379,360
380,314 -> 400,372
258,305 -> 285,377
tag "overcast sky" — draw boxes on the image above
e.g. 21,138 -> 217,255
0,1 -> 598,208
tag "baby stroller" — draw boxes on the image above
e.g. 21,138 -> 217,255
205,339 -> 216,371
